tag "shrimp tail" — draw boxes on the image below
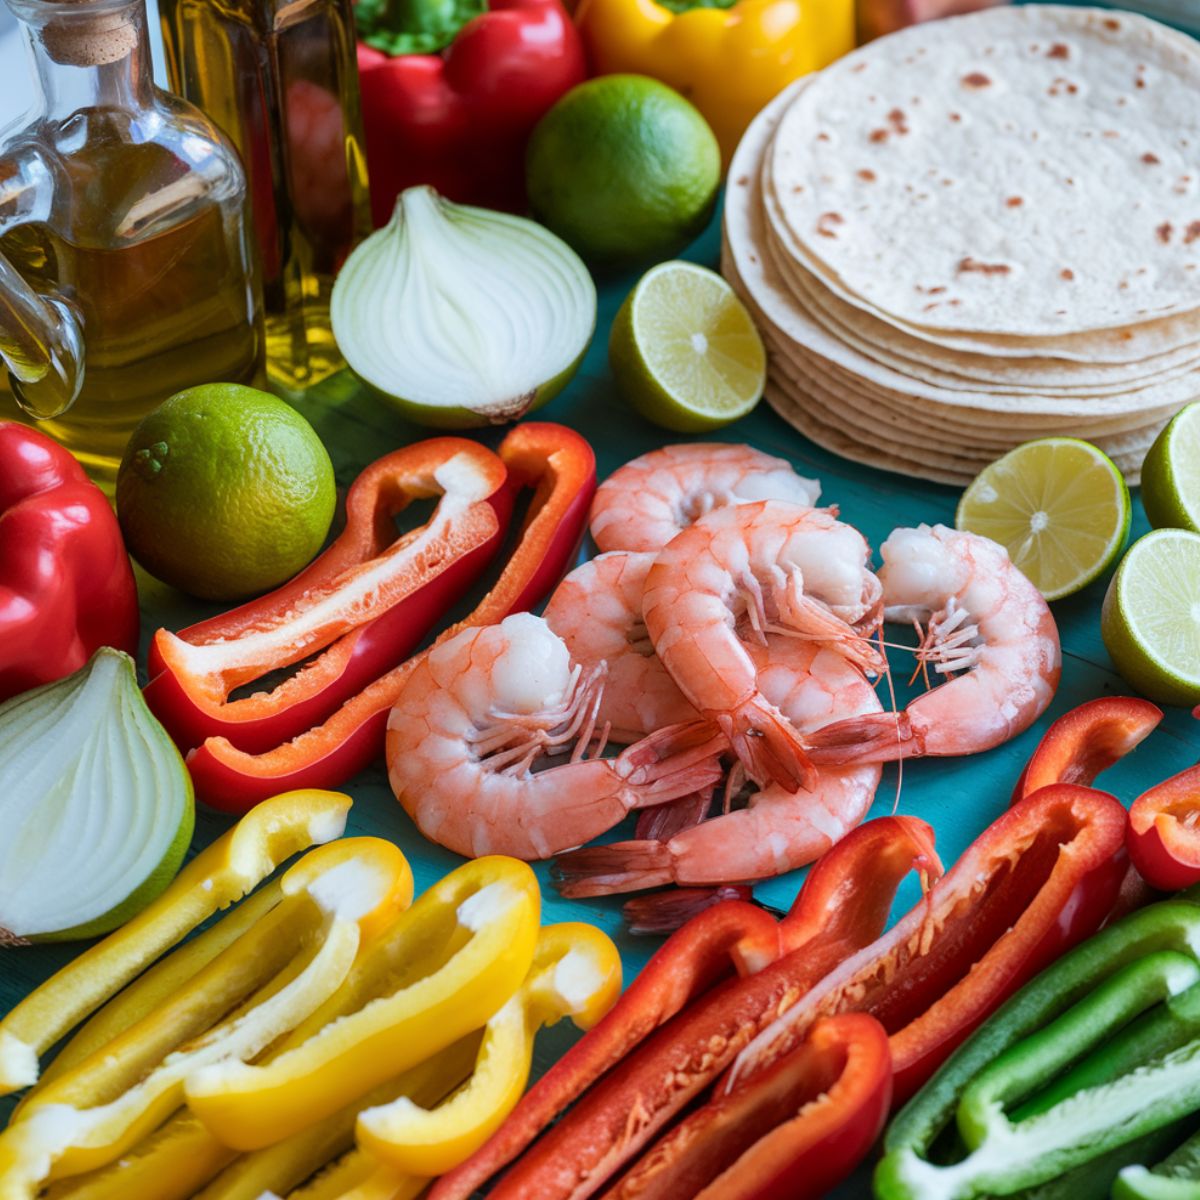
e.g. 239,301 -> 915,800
553,840 -> 676,897
623,886 -> 758,936
714,697 -> 816,792
635,789 -> 714,841
805,711 -> 917,765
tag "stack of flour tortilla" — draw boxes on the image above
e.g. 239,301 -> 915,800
722,5 -> 1200,484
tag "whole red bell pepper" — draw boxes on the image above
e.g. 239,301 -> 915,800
144,437 -> 510,755
1129,765 -> 1200,892
355,0 -> 586,222
728,784 -> 1129,1106
604,1013 -> 892,1200
1011,696 -> 1163,804
0,422 -> 138,702
185,423 -> 595,810
429,815 -> 939,1200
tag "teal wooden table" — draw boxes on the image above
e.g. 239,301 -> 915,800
4,192 -> 1200,1191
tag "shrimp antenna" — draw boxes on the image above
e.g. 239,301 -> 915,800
876,624 -> 904,815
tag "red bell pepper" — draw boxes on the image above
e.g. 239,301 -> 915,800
727,784 -> 1129,1107
1129,765 -> 1200,892
1011,696 -> 1163,804
0,422 -> 138,702
429,815 -> 939,1200
184,423 -> 595,810
602,1013 -> 892,1200
355,0 -> 586,221
144,437 -> 511,754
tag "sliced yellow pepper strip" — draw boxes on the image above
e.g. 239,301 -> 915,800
0,838 -> 409,1200
195,1035 -> 480,1200
186,856 -> 541,1151
0,789 -> 352,1095
357,921 -> 620,1176
35,883 -> 285,1096
283,1150 -> 425,1200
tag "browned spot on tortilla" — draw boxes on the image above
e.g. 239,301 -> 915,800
736,175 -> 749,186
949,112 -> 963,123
1047,43 -> 1070,59
1121,329 -> 1134,338
923,302 -> 941,312
816,132 -> 831,142
1158,222 -> 1174,243
792,185 -> 804,193
1136,77 -> 1146,89
1006,196 -> 1024,208
1185,221 -> 1200,245
1103,131 -> 1120,139
857,169 -> 877,182
852,62 -> 867,73
816,212 -> 845,239
887,108 -> 910,135
949,299 -> 962,306
869,129 -> 889,144
1104,17 -> 1120,30
962,72 -> 991,89
1143,153 -> 1161,165
1060,269 -> 1075,281
1119,280 -> 1130,290
958,257 -> 1011,276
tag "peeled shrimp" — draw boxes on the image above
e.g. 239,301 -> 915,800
806,524 -> 1061,764
554,640 -> 883,895
642,500 -> 883,791
384,613 -> 724,860
543,551 -> 698,743
589,444 -> 821,554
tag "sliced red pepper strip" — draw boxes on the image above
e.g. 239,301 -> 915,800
184,423 -> 595,810
1130,765 -> 1200,892
0,421 -> 139,702
727,784 -> 1129,1107
430,815 -> 939,1200
1011,696 -> 1163,805
600,1013 -> 892,1200
145,438 -> 511,755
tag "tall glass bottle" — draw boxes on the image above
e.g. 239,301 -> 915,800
0,0 -> 263,487
159,0 -> 373,389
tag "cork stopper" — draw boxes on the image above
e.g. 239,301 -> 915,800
35,0 -> 138,67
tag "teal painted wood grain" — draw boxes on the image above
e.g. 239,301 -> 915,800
4,62 -> 1200,1188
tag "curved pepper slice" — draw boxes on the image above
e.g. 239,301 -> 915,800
146,438 -> 510,759
573,0 -> 853,162
358,921 -> 620,1175
185,856 -> 541,1149
0,789 -> 352,1094
441,816 -> 938,1200
1117,1130 -> 1200,1200
0,421 -> 139,703
1130,766 -> 1200,892
1011,696 -> 1163,804
727,784 -> 1129,1108
183,422 -> 595,808
0,838 -> 411,1198
602,1013 -> 891,1200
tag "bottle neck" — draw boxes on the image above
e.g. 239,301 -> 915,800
12,0 -> 155,119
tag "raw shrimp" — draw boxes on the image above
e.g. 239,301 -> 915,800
384,613 -> 724,860
642,500 -> 883,791
589,444 -> 821,554
554,641 -> 883,895
806,524 -> 1061,764
543,551 -> 698,743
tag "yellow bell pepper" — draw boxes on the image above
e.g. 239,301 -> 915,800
573,0 -> 855,160
186,856 -> 541,1151
0,838 -> 411,1200
357,921 -> 621,1176
0,789 -> 353,1096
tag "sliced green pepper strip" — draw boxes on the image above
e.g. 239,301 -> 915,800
1115,1121 -> 1200,1200
877,900 -> 1200,1200
957,952 -> 1200,1150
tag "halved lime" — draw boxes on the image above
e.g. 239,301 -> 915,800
1142,402 -> 1200,533
1101,529 -> 1200,706
955,438 -> 1131,601
609,261 -> 766,433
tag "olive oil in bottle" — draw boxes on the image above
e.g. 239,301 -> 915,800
160,0 -> 373,389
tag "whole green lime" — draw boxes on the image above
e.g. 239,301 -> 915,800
526,75 -> 721,266
117,384 -> 336,600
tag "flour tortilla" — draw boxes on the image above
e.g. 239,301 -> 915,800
768,6 -> 1200,337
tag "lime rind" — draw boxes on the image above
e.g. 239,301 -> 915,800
955,437 -> 1130,601
1102,528 -> 1200,706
